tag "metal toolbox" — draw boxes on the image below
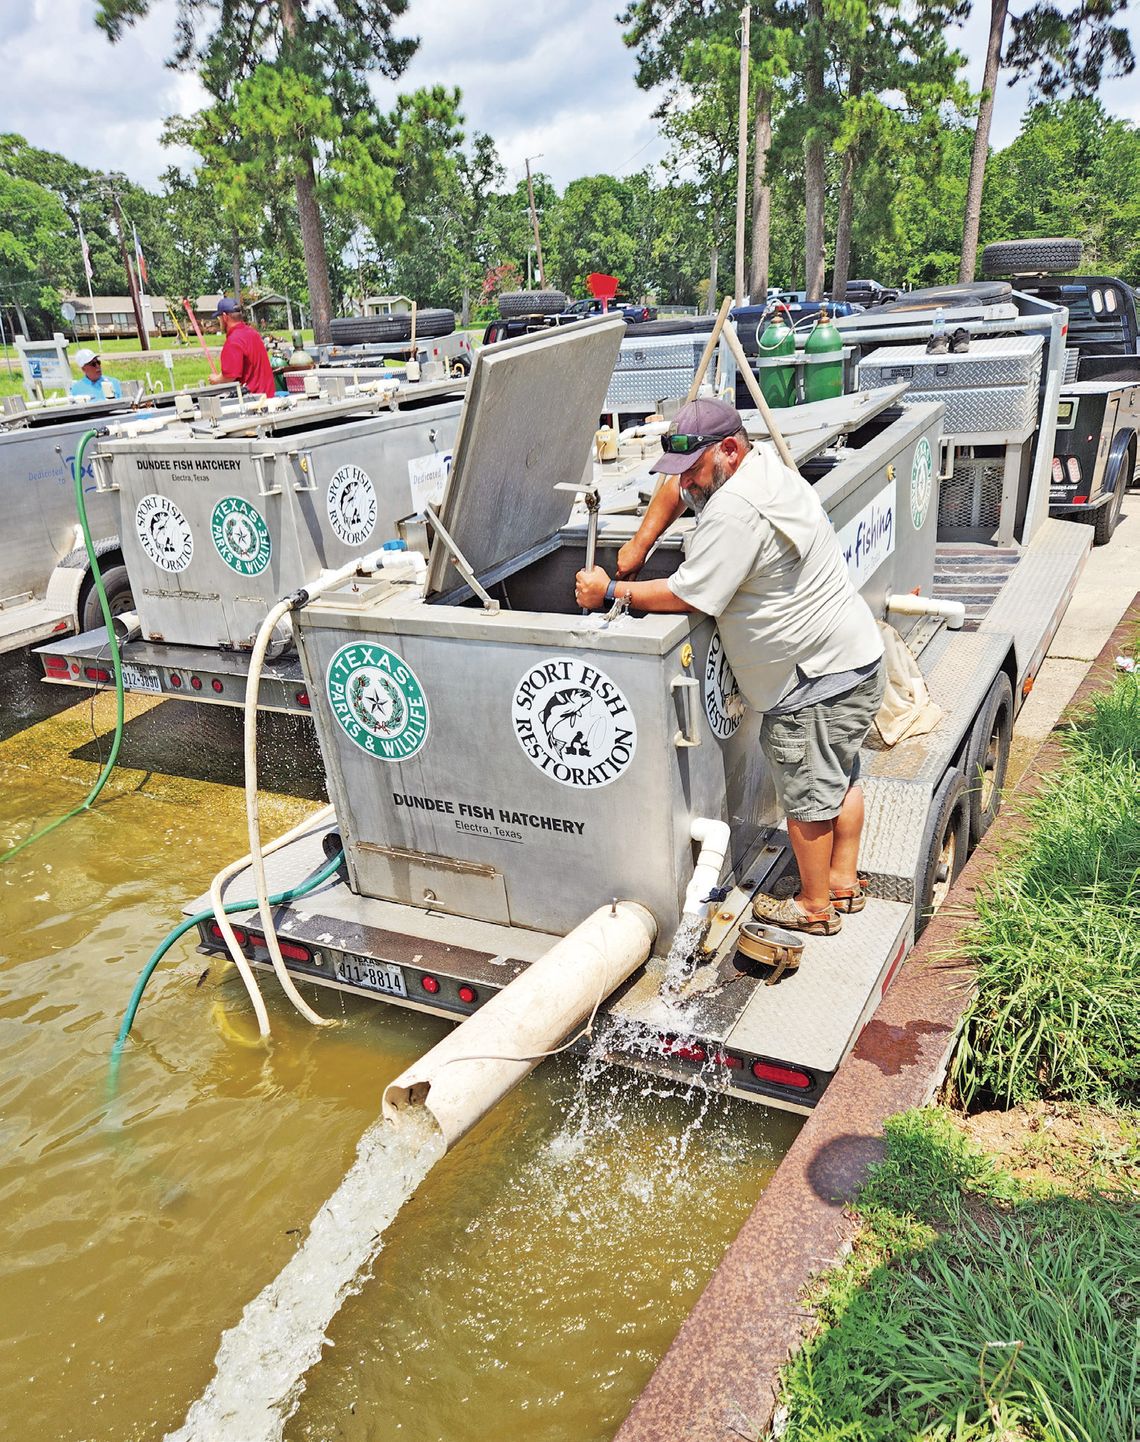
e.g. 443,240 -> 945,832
93,385 -> 463,650
859,336 -> 1043,436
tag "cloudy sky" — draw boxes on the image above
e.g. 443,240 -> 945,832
2,0 -> 1138,196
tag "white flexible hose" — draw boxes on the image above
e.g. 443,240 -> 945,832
207,804 -> 335,1038
242,547 -> 427,1030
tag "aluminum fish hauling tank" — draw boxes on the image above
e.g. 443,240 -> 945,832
90,379 -> 465,652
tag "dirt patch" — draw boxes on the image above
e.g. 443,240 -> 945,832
958,1101 -> 1139,1198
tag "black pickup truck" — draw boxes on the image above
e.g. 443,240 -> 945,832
982,241 -> 1140,544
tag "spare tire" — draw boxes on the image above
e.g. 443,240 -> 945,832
499,289 -> 568,317
877,281 -> 1012,314
330,314 -> 412,344
623,316 -> 716,338
981,236 -> 1083,278
414,307 -> 456,337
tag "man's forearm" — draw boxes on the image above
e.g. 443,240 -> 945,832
610,577 -> 696,613
630,477 -> 684,554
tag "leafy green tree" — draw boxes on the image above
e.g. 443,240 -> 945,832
0,170 -> 73,336
958,0 -> 1135,281
546,175 -> 649,299
95,0 -> 418,341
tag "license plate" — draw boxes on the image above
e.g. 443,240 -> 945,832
333,955 -> 407,998
121,662 -> 162,694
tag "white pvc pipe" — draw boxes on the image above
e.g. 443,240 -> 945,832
682,817 -> 731,919
886,592 -> 966,630
242,547 -> 426,1030
382,901 -> 656,1152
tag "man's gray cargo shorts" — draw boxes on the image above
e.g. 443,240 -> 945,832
759,662 -> 885,822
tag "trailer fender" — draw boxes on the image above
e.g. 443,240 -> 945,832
58,539 -> 134,633
1104,428 -> 1137,494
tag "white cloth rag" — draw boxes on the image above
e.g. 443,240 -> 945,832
874,621 -> 942,746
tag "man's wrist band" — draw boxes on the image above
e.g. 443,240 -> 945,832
604,580 -> 618,604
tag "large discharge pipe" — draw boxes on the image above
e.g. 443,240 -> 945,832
382,901 -> 657,1151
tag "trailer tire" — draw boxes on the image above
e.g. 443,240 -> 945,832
623,316 -> 715,338
877,281 -> 1012,314
980,236 -> 1083,278
415,308 -> 457,337
498,289 -> 567,317
1091,478 -> 1126,545
914,768 -> 969,939
964,672 -> 1012,846
329,315 -> 413,344
79,564 -> 133,633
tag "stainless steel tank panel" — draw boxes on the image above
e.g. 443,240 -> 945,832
1,415 -> 121,602
98,400 -> 462,648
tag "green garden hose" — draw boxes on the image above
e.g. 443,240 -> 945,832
110,848 -> 345,1080
3,428 -> 125,862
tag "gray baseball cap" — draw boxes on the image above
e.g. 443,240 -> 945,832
649,397 -> 745,474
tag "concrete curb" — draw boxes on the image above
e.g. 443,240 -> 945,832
613,596 -> 1138,1442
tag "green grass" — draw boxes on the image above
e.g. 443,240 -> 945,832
950,665 -> 1140,1110
777,1109 -> 1140,1442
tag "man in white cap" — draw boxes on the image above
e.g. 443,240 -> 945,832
575,397 -> 884,937
70,348 -> 122,400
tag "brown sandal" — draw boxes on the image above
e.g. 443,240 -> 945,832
830,873 -> 870,914
751,892 -> 842,936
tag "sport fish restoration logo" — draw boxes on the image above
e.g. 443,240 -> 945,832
135,493 -> 193,573
511,657 -> 637,789
326,643 -> 429,761
327,463 -> 377,546
704,629 -> 743,740
210,495 -> 271,575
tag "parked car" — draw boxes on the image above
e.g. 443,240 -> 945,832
481,313 -> 581,346
560,297 -> 658,324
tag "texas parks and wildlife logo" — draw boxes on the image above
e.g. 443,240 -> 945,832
910,437 -> 933,531
326,642 -> 429,761
327,463 -> 378,546
210,495 -> 272,575
135,493 -> 193,573
511,656 -> 637,789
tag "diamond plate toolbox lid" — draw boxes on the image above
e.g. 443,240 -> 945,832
425,317 -> 625,600
858,335 -> 1043,392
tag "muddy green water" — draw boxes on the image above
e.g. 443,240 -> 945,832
1,659 -> 799,1442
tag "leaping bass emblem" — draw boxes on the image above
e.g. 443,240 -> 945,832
327,463 -> 377,546
511,656 -> 637,789
135,493 -> 193,573
326,642 -> 429,760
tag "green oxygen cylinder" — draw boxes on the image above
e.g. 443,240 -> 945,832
756,304 -> 797,409
803,302 -> 844,403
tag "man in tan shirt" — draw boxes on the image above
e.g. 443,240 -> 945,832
575,397 -> 884,936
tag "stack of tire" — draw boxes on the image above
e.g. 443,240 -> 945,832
329,308 -> 457,345
497,290 -> 567,316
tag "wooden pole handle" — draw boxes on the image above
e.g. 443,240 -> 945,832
721,321 -> 799,474
684,295 -> 735,403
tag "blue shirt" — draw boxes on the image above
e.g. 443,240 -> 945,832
70,375 -> 123,399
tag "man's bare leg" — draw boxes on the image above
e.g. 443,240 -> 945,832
828,783 -> 865,893
786,817 -> 835,915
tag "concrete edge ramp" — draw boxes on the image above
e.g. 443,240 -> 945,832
383,900 -> 657,1150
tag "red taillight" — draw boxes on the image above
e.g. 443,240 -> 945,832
296,690 -> 310,708
421,975 -> 440,994
208,921 -> 248,946
170,673 -> 182,687
84,666 -> 111,682
277,939 -> 312,963
44,656 -> 69,677
457,984 -> 477,1004
1073,494 -> 1088,504
1051,456 -> 1064,483
711,1051 -> 743,1069
211,679 -> 224,693
752,1060 -> 812,1090
1065,456 -> 1082,484
190,675 -> 203,690
665,1041 -> 706,1063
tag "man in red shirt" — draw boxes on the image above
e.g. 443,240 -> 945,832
216,298 -> 277,398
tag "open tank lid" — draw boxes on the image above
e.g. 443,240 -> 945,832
425,317 -> 626,600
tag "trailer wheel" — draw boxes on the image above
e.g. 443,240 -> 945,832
329,315 -> 413,345
80,564 -> 133,633
964,672 -> 1012,846
914,768 -> 969,938
1092,480 -> 1125,545
498,289 -> 568,317
980,236 -> 1083,278
415,308 -> 457,337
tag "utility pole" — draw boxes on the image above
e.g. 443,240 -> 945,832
525,155 -> 546,290
109,191 -> 149,351
735,3 -> 751,305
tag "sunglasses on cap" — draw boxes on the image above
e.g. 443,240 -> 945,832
659,432 -> 725,456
